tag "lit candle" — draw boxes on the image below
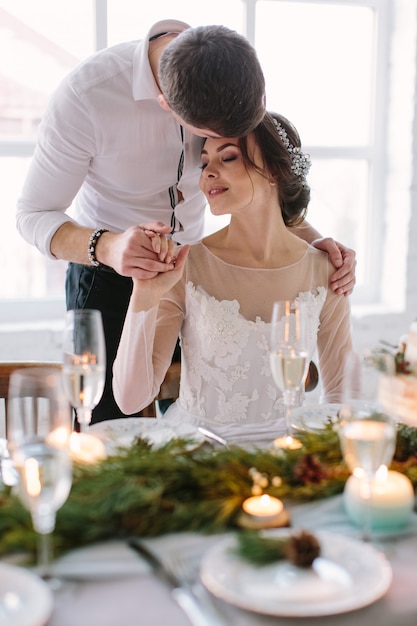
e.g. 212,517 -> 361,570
46,427 -> 72,448
25,458 -> 41,497
344,468 -> 415,531
273,435 -> 303,450
242,494 -> 284,518
69,432 -> 107,464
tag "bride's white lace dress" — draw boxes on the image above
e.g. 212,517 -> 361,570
113,243 -> 352,429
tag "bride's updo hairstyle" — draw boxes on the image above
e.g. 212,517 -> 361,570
238,111 -> 311,226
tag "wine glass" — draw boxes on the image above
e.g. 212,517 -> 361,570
7,367 -> 73,584
270,300 -> 310,448
338,351 -> 397,541
62,309 -> 106,432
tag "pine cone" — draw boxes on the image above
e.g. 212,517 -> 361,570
284,530 -> 321,567
293,454 -> 327,484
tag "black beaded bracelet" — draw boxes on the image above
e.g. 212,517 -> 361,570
88,228 -> 109,267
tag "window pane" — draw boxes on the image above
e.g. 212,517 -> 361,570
0,1 -> 94,303
307,158 -> 370,298
255,1 -> 374,146
1,158 -> 67,300
0,0 -> 94,140
107,0 -> 245,44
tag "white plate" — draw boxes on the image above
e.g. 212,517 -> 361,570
291,404 -> 343,432
89,417 -> 204,451
200,529 -> 392,617
0,563 -> 53,626
53,541 -> 150,580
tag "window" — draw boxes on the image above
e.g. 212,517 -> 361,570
0,0 -> 95,321
0,0 -> 414,322
257,1 -> 377,303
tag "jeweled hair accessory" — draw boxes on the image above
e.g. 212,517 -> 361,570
273,118 -> 311,186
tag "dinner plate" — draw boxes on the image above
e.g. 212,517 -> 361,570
291,404 -> 343,432
0,562 -> 53,626
53,540 -> 150,580
89,417 -> 205,451
200,529 -> 392,617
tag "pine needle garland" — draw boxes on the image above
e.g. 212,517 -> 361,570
1,423 -> 416,559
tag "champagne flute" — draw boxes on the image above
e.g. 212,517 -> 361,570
338,351 -> 397,541
7,367 -> 73,584
269,300 -> 310,448
62,309 -> 106,432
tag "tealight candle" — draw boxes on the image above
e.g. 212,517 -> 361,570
273,435 -> 303,451
46,426 -> 72,448
242,494 -> 284,518
344,468 -> 415,531
69,432 -> 107,464
239,493 -> 289,529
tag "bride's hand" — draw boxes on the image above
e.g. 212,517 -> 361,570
144,229 -> 177,264
130,245 -> 190,311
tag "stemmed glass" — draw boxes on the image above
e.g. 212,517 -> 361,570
269,300 -> 310,448
62,309 -> 106,432
338,351 -> 397,541
7,367 -> 73,584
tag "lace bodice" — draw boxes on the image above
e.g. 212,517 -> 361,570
176,283 -> 327,425
113,242 -> 352,425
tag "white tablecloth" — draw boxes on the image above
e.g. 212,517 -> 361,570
46,495 -> 417,626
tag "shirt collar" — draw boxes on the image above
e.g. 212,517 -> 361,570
132,19 -> 191,101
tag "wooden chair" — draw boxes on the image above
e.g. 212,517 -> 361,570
0,360 -> 181,428
0,361 -> 62,437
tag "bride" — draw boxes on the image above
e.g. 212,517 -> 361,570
113,112 -> 352,430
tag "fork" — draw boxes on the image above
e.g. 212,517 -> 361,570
163,551 -> 229,626
129,539 -> 228,626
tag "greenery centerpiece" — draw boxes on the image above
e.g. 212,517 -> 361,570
1,421 -> 417,560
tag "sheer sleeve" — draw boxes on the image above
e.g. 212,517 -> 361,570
316,288 -> 352,403
113,293 -> 184,415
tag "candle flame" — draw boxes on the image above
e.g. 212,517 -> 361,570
259,494 -> 271,507
69,432 -> 81,453
376,465 -> 388,480
25,457 -> 41,497
273,435 -> 303,450
74,352 -> 97,366
69,432 -> 106,464
46,427 -> 70,448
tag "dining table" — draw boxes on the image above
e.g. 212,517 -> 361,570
2,408 -> 417,626
45,494 -> 417,626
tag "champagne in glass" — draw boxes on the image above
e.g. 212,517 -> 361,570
62,309 -> 106,431
270,300 -> 310,448
7,367 -> 73,583
339,419 -> 396,477
338,414 -> 396,541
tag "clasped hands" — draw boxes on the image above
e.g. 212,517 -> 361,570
109,222 -> 186,280
112,222 -> 356,297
